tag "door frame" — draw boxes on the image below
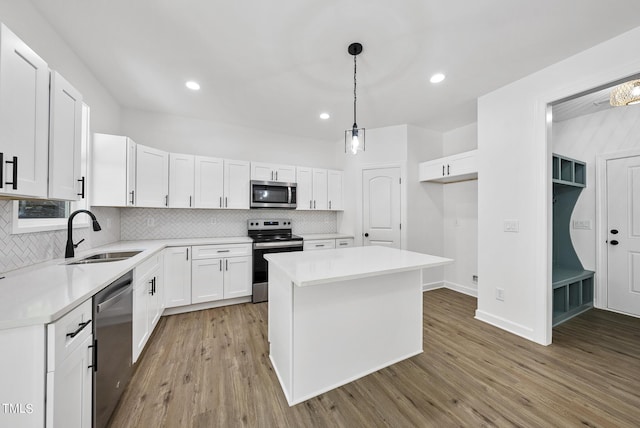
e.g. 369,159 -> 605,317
360,163 -> 407,249
595,148 -> 640,311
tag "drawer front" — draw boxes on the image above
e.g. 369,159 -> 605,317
336,238 -> 354,248
47,299 -> 92,371
303,239 -> 336,251
135,251 -> 162,282
192,243 -> 251,259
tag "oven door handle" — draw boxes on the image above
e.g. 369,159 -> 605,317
254,241 -> 303,249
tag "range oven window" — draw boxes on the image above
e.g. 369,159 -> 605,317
253,244 -> 302,284
252,185 -> 289,204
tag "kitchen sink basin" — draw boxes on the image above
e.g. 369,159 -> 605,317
67,250 -> 142,265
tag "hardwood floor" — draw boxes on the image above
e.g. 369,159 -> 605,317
109,289 -> 640,427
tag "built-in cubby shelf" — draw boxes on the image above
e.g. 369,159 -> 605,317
552,153 -> 593,327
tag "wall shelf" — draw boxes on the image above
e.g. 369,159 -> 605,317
552,153 -> 593,327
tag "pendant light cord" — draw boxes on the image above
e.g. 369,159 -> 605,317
353,55 -> 357,126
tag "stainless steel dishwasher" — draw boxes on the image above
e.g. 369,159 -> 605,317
93,271 -> 133,428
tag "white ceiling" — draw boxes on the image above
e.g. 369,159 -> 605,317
31,0 -> 640,141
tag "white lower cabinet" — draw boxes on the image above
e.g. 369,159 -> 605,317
304,238 -> 354,251
164,246 -> 192,308
46,299 -> 93,428
133,253 -> 163,363
191,244 -> 252,304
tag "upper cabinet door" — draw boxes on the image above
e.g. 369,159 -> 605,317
296,167 -> 312,210
91,133 -> 131,207
274,164 -> 296,183
48,72 -> 83,201
194,156 -> 224,208
224,159 -> 250,209
136,144 -> 169,207
327,169 -> 343,211
0,24 -> 49,198
418,150 -> 478,183
251,162 -> 296,182
312,168 -> 328,210
169,153 -> 194,208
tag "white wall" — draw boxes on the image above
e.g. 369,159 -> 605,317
0,0 -> 121,133
553,105 -> 640,271
442,124 -> 478,295
477,26 -> 640,345
122,108 -> 337,168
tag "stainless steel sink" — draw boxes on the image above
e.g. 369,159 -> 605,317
67,250 -> 142,265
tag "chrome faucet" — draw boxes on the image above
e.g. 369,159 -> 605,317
65,210 -> 102,258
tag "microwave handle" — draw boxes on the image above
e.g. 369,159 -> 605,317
288,186 -> 292,204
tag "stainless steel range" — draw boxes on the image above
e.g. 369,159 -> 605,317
248,219 -> 303,303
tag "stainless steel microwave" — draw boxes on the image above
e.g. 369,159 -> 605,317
250,180 -> 297,209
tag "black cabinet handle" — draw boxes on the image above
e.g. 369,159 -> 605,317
165,195 -> 169,206
5,156 -> 17,190
0,152 -> 3,189
189,195 -> 192,207
149,277 -> 154,295
186,248 -> 189,260
219,259 -> 222,271
89,339 -> 98,371
442,165 -> 445,176
610,229 -> 619,235
77,176 -> 86,198
225,259 -> 228,271
130,190 -> 135,205
66,319 -> 91,338
610,240 -> 619,246
447,164 -> 450,175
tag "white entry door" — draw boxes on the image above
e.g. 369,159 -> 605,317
362,167 -> 401,248
607,155 -> 640,317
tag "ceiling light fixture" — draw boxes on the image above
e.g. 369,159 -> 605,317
185,81 -> 201,91
320,112 -> 330,120
345,42 -> 365,154
610,79 -> 640,106
430,73 -> 446,84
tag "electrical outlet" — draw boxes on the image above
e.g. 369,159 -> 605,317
146,217 -> 155,227
503,220 -> 519,233
496,288 -> 505,301
472,275 -> 478,283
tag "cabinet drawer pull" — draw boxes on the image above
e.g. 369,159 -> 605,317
339,243 -> 348,246
217,249 -> 230,253
89,339 -> 98,372
5,156 -> 18,190
77,176 -> 86,198
66,319 -> 91,339
219,259 -> 222,271
315,244 -> 324,247
225,259 -> 228,271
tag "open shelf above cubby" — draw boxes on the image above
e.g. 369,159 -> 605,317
552,154 -> 586,187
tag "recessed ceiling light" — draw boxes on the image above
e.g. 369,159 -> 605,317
430,73 -> 446,84
185,81 -> 200,91
319,112 -> 330,120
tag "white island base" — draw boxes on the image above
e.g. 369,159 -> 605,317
265,246 -> 452,406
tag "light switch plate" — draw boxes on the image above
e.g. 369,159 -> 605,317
503,220 -> 519,233
573,220 -> 592,230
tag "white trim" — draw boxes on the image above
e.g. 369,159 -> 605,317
422,281 -> 444,292
444,281 -> 478,297
595,149 -> 640,312
161,296 -> 251,316
474,309 -> 536,342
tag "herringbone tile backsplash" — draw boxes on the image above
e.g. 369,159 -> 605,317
0,201 -> 121,274
121,208 -> 337,240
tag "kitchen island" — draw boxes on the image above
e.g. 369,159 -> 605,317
265,245 -> 452,406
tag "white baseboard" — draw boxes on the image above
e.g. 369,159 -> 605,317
162,296 -> 252,316
474,309 -> 538,343
422,281 -> 477,298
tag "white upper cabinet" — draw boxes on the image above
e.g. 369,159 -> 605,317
169,153 -> 194,208
224,159 -> 250,209
194,155 -> 223,208
91,134 -> 136,207
0,24 -> 50,198
135,144 -> 169,208
419,150 -> 478,183
312,168 -> 328,210
48,71 -> 83,201
296,167 -> 313,210
251,162 -> 296,183
327,169 -> 343,211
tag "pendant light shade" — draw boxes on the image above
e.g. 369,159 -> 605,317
610,79 -> 640,106
345,43 -> 365,154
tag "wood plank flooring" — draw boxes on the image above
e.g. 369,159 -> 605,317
109,289 -> 640,427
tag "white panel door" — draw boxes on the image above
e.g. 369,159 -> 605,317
169,153 -> 195,208
0,24 -> 49,198
136,144 -> 169,207
224,159 -> 250,209
223,256 -> 252,299
164,247 -> 192,308
362,167 -> 401,248
191,258 -> 224,303
48,71 -> 83,200
607,156 -> 640,317
194,156 -> 224,208
296,167 -> 313,210
327,170 -> 343,211
312,168 -> 328,210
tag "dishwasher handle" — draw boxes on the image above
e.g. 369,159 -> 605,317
97,286 -> 132,313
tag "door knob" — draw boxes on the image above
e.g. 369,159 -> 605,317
610,240 -> 619,245
364,233 -> 369,237
610,229 -> 619,234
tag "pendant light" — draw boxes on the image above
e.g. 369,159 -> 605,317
345,42 -> 365,154
610,79 -> 640,106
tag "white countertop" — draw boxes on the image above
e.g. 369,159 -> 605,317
299,233 -> 354,240
264,246 -> 452,287
0,237 -> 252,330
